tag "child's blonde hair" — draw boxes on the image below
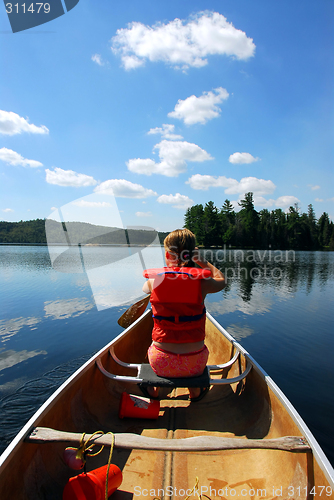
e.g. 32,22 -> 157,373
164,228 -> 196,267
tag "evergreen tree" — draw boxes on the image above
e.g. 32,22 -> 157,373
220,199 -> 235,246
184,204 -> 205,244
258,209 -> 271,247
329,226 -> 334,250
286,204 -> 301,248
270,209 -> 287,249
238,192 -> 259,247
202,201 -> 221,246
317,212 -> 330,247
307,204 -> 318,249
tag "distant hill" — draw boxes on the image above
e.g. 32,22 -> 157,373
0,219 -> 169,246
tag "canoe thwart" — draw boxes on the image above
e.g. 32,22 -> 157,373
97,349 -> 251,387
110,346 -> 240,372
26,427 -> 312,453
109,347 -> 141,370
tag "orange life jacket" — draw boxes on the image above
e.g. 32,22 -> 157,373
143,267 -> 212,344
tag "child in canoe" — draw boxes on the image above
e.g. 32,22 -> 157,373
142,228 -> 226,401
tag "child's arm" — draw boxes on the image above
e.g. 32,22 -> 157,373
142,279 -> 153,294
193,248 -> 226,294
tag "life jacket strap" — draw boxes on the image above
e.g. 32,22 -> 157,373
152,307 -> 206,323
157,271 -> 192,276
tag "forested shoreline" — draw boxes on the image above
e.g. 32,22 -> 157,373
1,194 -> 333,250
0,219 -> 169,246
184,192 -> 334,250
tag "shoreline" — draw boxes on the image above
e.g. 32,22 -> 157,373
0,243 -> 333,252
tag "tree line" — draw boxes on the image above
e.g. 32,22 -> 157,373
0,219 -> 169,245
1,199 -> 333,250
184,192 -> 334,250
0,219 -> 47,244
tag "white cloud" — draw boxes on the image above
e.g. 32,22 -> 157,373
127,140 -> 213,177
91,54 -> 105,66
187,174 -> 276,196
156,139 -> 212,166
2,208 -> 14,213
253,196 -> 276,208
275,196 -> 300,208
111,11 -> 255,70
136,211 -> 152,217
243,195 -> 301,210
157,193 -> 194,210
45,167 -> 97,187
315,198 -> 324,202
122,55 -> 145,70
230,200 -> 240,212
229,152 -> 260,164
0,147 -> 43,168
94,179 -> 157,198
148,124 -> 183,140
0,110 -> 49,135
186,173 -> 237,191
168,87 -> 229,125
227,177 -> 275,196
308,184 -> 320,190
72,200 -> 112,208
126,158 -> 157,176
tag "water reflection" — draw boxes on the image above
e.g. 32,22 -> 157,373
44,298 -> 94,320
0,245 -> 334,308
0,246 -> 333,465
0,349 -> 47,371
222,324 -> 255,341
204,249 -> 334,305
0,316 -> 41,343
207,287 -> 273,316
0,246 -> 52,271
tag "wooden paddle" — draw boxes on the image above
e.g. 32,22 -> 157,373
27,427 -> 311,453
118,294 -> 151,328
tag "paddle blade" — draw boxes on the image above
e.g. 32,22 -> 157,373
118,295 -> 151,328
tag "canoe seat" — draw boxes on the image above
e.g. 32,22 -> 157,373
96,347 -> 252,386
138,364 -> 210,388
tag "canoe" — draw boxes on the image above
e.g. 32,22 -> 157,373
0,310 -> 333,499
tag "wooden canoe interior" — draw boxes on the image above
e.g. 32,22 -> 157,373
0,313 -> 332,499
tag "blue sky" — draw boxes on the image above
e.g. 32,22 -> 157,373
1,0 -> 333,232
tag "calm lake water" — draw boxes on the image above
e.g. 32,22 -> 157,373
0,245 -> 333,466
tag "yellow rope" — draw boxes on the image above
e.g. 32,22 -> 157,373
105,432 -> 115,500
153,477 -> 211,500
73,434 -> 207,500
70,431 -> 115,500
184,477 -> 200,500
72,430 -> 109,461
